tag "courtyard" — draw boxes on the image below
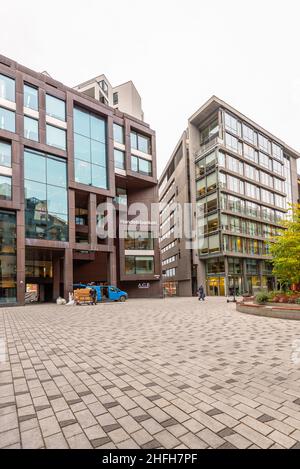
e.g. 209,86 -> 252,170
0,297 -> 300,449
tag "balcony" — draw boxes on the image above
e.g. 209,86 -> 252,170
196,136 -> 223,159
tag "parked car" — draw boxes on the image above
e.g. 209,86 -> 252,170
73,284 -> 128,302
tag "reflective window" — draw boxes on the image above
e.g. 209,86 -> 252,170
225,133 -> 242,154
113,123 -> 124,144
272,142 -> 283,162
244,163 -> 259,181
227,175 -> 244,195
0,211 -> 16,304
130,130 -> 151,153
24,149 -> 68,241
273,159 -> 283,176
114,149 -> 125,170
242,124 -> 257,145
125,256 -> 154,274
74,108 -> 107,189
0,175 -> 12,200
258,134 -> 271,154
200,117 -> 219,144
227,155 -> 243,175
46,124 -> 66,150
46,94 -> 66,121
259,152 -> 272,170
24,84 -> 38,110
260,171 -> 273,188
0,74 -> 15,102
0,140 -> 11,168
131,155 -> 152,175
0,107 -> 15,133
125,231 -> 154,250
224,112 -> 241,136
243,143 -> 258,164
24,116 -> 39,141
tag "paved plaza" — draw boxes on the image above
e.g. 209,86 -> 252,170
1,297 -> 300,449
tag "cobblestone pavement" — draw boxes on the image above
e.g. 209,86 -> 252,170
1,297 -> 300,449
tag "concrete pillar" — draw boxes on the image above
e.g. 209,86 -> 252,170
224,256 -> 229,297
52,256 -> 60,300
242,258 -> 248,294
107,249 -> 117,286
63,248 -> 73,300
89,193 -> 97,249
197,259 -> 206,293
16,210 -> 25,305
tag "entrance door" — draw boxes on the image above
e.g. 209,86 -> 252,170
207,277 -> 225,296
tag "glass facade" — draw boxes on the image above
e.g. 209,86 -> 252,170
125,256 -> 154,274
0,211 -> 16,303
74,107 -> 107,189
24,149 -> 68,241
124,231 -> 154,250
194,107 -> 293,296
131,131 -> 151,153
131,155 -> 152,176
113,123 -> 124,144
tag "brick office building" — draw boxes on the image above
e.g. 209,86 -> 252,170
0,54 -> 161,305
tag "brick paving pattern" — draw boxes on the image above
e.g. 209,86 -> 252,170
0,297 -> 300,449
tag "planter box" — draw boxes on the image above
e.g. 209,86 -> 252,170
237,302 -> 300,320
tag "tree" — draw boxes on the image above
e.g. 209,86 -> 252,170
269,204 -> 300,285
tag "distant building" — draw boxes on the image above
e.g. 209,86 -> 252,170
159,96 -> 299,297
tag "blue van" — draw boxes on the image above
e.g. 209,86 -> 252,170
73,284 -> 128,302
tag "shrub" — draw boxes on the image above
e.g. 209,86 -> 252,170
255,292 -> 269,304
295,298 -> 300,305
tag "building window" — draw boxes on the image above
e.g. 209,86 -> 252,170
46,94 -> 66,121
0,140 -> 11,168
46,124 -> 66,150
74,107 -> 107,189
24,84 -> 38,110
227,175 -> 244,195
113,123 -> 124,144
258,134 -> 271,154
225,133 -> 242,154
242,124 -> 257,146
131,155 -> 152,176
163,267 -> 177,277
200,117 -> 219,144
24,116 -> 39,142
24,149 -> 68,241
114,149 -> 125,170
0,175 -> 12,200
227,155 -> 243,175
272,142 -> 283,162
125,231 -> 154,250
0,211 -> 16,304
0,107 -> 15,133
125,255 -> 154,274
114,187 -> 127,205
224,112 -> 241,136
130,130 -> 151,154
259,152 -> 272,170
244,163 -> 259,181
273,160 -> 283,176
113,92 -> 118,105
0,74 -> 15,102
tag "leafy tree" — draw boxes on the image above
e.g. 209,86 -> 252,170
269,204 -> 300,285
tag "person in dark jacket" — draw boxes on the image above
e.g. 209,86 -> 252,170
198,285 -> 205,301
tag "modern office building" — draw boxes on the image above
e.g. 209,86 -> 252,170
159,96 -> 299,296
0,54 -> 161,306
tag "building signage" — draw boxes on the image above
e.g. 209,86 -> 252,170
138,282 -> 150,289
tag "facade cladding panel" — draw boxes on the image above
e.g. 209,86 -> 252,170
0,54 -> 161,305
159,97 -> 299,297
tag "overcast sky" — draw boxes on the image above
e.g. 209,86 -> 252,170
2,0 -> 300,174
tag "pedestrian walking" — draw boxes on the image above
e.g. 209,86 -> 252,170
198,285 -> 205,301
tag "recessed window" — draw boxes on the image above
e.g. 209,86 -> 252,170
130,130 -> 151,154
46,94 -> 66,121
0,74 -> 15,102
0,211 -> 16,304
73,107 -> 107,189
131,155 -> 152,175
113,123 -> 124,144
0,175 -> 12,200
46,124 -> 66,150
24,116 -> 39,142
113,92 -> 118,105
114,149 -> 125,170
0,107 -> 15,133
125,231 -> 154,250
0,140 -> 11,168
24,84 -> 38,110
125,255 -> 154,274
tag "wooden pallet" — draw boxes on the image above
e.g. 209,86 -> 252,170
74,288 -> 94,305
